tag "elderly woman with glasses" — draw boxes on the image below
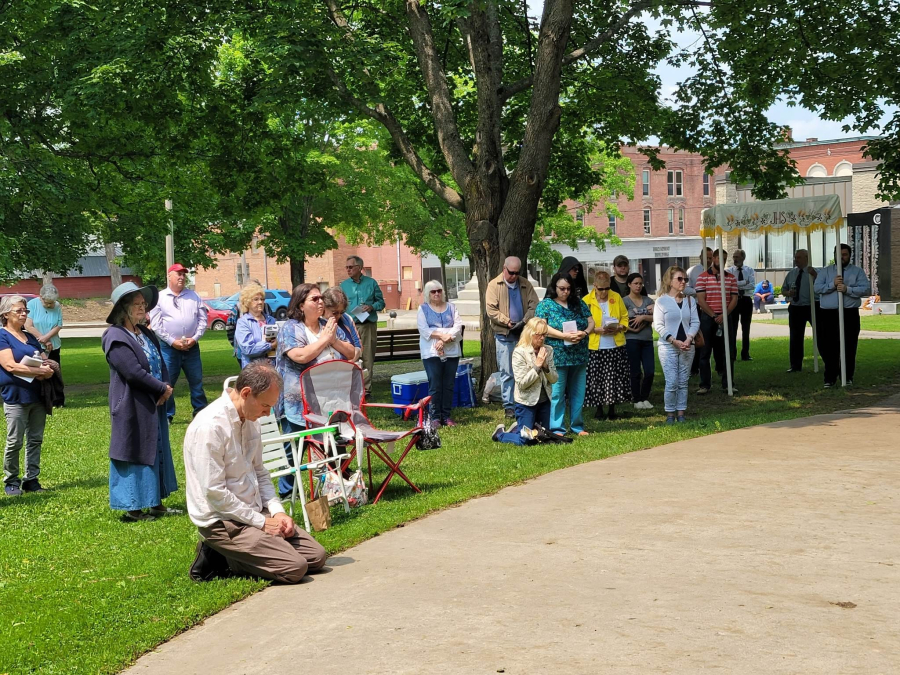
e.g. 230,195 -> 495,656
535,272 -> 594,437
234,284 -> 277,367
0,295 -> 54,496
653,266 -> 700,424
417,280 -> 463,427
584,270 -> 631,421
322,287 -> 362,363
275,283 -> 356,496
25,285 -> 64,383
102,283 -> 178,521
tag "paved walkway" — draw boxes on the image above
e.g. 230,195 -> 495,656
124,398 -> 900,674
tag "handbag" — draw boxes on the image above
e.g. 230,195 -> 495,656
416,411 -> 442,450
688,297 -> 705,348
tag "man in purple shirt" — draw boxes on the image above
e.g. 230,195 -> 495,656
148,263 -> 209,421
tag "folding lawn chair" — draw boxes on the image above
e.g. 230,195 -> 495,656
299,360 -> 431,504
223,377 -> 351,531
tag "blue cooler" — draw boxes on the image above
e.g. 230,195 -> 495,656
391,370 -> 430,415
452,360 -> 475,408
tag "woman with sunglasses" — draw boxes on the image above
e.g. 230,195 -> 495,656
653,266 -> 700,424
275,283 -> 356,496
535,272 -> 594,436
417,280 -> 463,427
583,270 -> 631,421
0,295 -> 54,496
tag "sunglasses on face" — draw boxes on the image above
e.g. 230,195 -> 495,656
505,268 -> 520,276
674,276 -> 686,282
430,289 -> 442,294
595,286 -> 610,291
10,308 -> 29,315
308,295 -> 324,303
556,286 -> 571,292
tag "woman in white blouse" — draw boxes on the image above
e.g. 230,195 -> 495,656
417,280 -> 463,427
653,266 -> 700,424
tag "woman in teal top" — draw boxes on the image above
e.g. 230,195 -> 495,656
535,272 -> 594,436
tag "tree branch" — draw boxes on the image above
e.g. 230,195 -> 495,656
326,68 -> 465,212
405,0 -> 475,189
498,0 -> 652,102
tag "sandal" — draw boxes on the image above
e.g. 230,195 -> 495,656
122,510 -> 156,522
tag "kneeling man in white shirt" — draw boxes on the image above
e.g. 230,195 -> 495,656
184,361 -> 326,582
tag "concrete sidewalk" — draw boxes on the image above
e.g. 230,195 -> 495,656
124,401 -> 900,675
748,320 -> 900,341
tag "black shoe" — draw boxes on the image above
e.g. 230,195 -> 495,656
824,382 -> 834,388
189,541 -> 230,582
21,479 -> 47,493
492,423 -> 506,442
741,356 -> 753,362
594,407 -> 607,420
4,484 -> 23,497
504,408 -> 516,419
786,368 -> 801,373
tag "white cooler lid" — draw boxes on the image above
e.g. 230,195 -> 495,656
391,370 -> 429,385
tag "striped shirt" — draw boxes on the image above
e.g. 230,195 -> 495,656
695,269 -> 738,315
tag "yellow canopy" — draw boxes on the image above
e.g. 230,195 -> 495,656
700,194 -> 843,239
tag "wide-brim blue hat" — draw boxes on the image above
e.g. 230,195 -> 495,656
106,282 -> 159,325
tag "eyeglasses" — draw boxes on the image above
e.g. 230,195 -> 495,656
133,302 -> 147,309
505,268 -> 520,276
673,276 -> 686,282
308,296 -> 324,303
10,308 -> 29,315
556,286 -> 571,292
430,289 -> 443,294
595,286 -> 610,291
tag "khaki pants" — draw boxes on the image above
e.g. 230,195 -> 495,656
357,321 -> 377,392
198,511 -> 327,584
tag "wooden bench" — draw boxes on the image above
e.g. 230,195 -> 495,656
374,326 -> 465,362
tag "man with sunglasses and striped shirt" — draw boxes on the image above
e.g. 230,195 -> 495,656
486,256 -> 539,419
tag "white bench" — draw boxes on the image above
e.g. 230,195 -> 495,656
768,304 -> 790,320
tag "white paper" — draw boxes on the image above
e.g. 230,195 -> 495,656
602,316 -> 619,328
562,320 -> 578,346
349,305 -> 370,323
13,355 -> 43,383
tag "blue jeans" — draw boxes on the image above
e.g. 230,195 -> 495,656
625,340 -> 655,403
498,399 -> 552,445
159,343 -> 208,421
550,363 -> 587,435
422,356 -> 459,422
658,343 -> 693,413
495,336 -> 516,411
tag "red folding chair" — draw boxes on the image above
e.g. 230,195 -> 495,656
299,360 -> 430,504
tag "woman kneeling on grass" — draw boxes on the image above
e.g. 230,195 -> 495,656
102,282 -> 178,521
652,266 -> 700,425
492,318 -> 558,445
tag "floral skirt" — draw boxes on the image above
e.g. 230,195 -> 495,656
585,346 -> 632,406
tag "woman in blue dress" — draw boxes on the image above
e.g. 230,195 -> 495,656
535,272 -> 594,436
234,284 -> 277,367
101,283 -> 178,522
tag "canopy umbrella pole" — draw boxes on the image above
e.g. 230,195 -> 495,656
718,235 -> 733,396
806,232 -> 819,373
836,231 -> 847,387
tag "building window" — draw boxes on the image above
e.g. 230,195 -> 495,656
608,214 -> 616,235
703,173 -> 710,196
575,208 -> 585,226
667,170 -> 683,197
642,170 -> 650,196
668,208 -> 674,235
643,209 -> 651,235
678,208 -> 685,234
402,266 -> 413,280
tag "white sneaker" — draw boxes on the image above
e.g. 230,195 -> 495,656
634,402 -> 644,411
642,400 -> 654,410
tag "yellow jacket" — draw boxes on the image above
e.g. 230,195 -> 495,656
583,290 -> 628,349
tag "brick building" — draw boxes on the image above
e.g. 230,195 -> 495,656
191,237 -> 426,310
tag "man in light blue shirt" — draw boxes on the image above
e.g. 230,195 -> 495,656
813,244 -> 870,387
340,256 -> 385,394
727,249 -> 756,361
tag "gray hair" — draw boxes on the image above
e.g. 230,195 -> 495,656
0,295 -> 28,326
322,286 -> 348,311
733,249 -> 746,258
235,360 -> 283,396
347,255 -> 364,268
108,291 -> 143,326
423,279 -> 444,299
39,285 -> 59,303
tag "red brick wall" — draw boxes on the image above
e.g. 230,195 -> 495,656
565,147 -> 714,240
0,276 -> 142,299
785,139 -> 869,177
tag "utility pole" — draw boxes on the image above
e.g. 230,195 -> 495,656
165,199 -> 175,269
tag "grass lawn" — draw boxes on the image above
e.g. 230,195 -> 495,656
3,332 -> 900,674
769,313 -> 900,332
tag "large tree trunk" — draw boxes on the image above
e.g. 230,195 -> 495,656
104,242 -> 123,290
289,257 -> 306,287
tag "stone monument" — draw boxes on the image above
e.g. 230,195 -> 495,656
455,273 -> 546,330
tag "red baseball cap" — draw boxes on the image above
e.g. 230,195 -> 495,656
167,263 -> 188,273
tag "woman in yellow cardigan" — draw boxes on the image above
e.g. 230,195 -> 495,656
583,270 -> 632,420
